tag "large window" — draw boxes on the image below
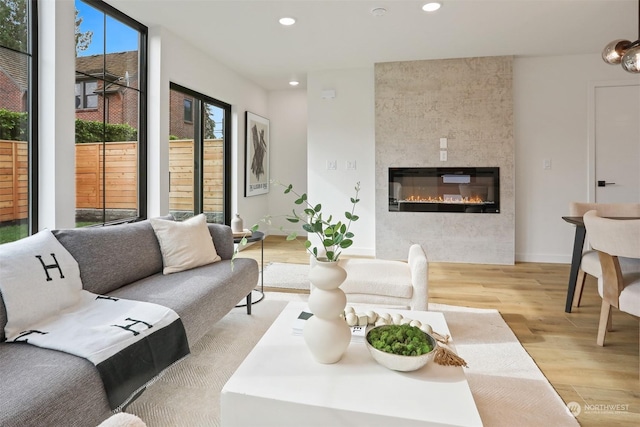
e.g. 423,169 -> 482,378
169,83 -> 231,224
0,0 -> 37,243
74,0 -> 146,226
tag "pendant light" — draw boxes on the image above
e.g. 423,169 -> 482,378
602,0 -> 640,73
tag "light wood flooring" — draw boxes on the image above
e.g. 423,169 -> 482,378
237,235 -> 639,427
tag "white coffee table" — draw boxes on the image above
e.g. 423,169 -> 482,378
221,302 -> 482,427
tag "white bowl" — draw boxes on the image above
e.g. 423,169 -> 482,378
365,325 -> 436,372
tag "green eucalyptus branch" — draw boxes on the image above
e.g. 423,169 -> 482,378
280,181 -> 360,262
230,218 -> 268,270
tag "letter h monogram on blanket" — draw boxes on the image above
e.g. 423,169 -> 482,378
8,291 -> 190,410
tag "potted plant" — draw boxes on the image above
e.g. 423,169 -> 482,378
277,181 -> 361,363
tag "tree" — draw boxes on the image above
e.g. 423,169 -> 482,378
0,2 -> 93,55
75,9 -> 93,56
0,0 -> 27,51
203,104 -> 218,139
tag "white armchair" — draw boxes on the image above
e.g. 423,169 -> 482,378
331,244 -> 429,311
583,210 -> 640,352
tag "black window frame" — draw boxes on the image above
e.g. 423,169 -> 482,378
170,82 -> 231,225
28,0 -> 38,235
76,0 -> 148,224
0,0 -> 38,238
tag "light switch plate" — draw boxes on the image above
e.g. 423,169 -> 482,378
440,138 -> 448,149
327,160 -> 337,170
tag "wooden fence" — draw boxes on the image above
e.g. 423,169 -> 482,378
0,140 -> 28,222
76,141 -> 138,210
169,139 -> 224,214
0,139 -> 224,223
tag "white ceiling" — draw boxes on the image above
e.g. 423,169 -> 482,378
105,0 -> 639,90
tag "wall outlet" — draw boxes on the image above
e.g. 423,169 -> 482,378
327,160 -> 337,170
440,150 -> 447,161
543,159 -> 551,170
346,160 -> 357,170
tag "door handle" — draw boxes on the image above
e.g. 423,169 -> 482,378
597,180 -> 616,187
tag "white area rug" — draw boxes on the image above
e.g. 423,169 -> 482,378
125,293 -> 578,427
262,262 -> 309,290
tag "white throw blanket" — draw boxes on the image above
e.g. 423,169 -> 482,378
8,290 -> 190,410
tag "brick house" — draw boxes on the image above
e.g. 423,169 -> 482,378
169,88 -> 195,139
0,48 -> 28,113
75,50 -> 139,128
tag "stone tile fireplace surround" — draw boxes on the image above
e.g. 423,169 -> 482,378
375,56 -> 515,264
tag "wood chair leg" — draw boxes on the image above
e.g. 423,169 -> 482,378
573,269 -> 587,308
596,300 -> 611,346
606,308 -> 613,332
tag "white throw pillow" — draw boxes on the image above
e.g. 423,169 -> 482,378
149,214 -> 221,274
0,229 -> 83,340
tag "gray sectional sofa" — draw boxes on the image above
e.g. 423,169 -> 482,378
0,220 -> 259,427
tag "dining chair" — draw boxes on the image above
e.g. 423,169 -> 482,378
569,202 -> 640,308
582,210 -> 640,352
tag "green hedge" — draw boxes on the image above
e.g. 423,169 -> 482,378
75,119 -> 137,143
0,109 -> 27,140
0,109 -> 137,143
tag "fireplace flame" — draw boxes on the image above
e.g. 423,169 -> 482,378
403,195 -> 487,204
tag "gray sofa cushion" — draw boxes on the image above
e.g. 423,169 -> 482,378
206,223 -> 234,260
0,344 -> 111,427
52,220 -> 164,295
109,257 -> 258,345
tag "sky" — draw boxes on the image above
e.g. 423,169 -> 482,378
75,0 -> 138,57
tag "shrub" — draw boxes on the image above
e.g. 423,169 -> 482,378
0,109 -> 137,143
0,109 -> 27,141
75,119 -> 137,143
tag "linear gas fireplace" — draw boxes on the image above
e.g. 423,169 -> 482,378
389,167 -> 500,213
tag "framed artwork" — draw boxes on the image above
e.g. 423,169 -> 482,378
244,112 -> 270,197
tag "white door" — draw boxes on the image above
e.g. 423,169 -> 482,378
593,83 -> 640,203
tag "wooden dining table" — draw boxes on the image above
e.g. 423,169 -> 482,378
562,215 -> 640,313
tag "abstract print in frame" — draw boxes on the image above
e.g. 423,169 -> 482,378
245,112 -> 270,197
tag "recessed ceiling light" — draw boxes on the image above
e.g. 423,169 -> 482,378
279,17 -> 296,26
371,7 -> 387,17
422,2 -> 442,12
289,80 -> 299,86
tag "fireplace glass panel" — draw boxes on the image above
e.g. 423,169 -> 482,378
389,167 -> 500,213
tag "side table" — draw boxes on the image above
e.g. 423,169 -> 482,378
234,231 -> 265,307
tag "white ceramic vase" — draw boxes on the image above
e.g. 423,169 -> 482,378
231,213 -> 243,233
303,259 -> 351,364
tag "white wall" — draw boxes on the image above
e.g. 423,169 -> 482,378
513,54 -> 639,262
141,27 -> 271,228
266,89 -> 308,235
307,68 -> 376,257
38,0 -> 76,230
